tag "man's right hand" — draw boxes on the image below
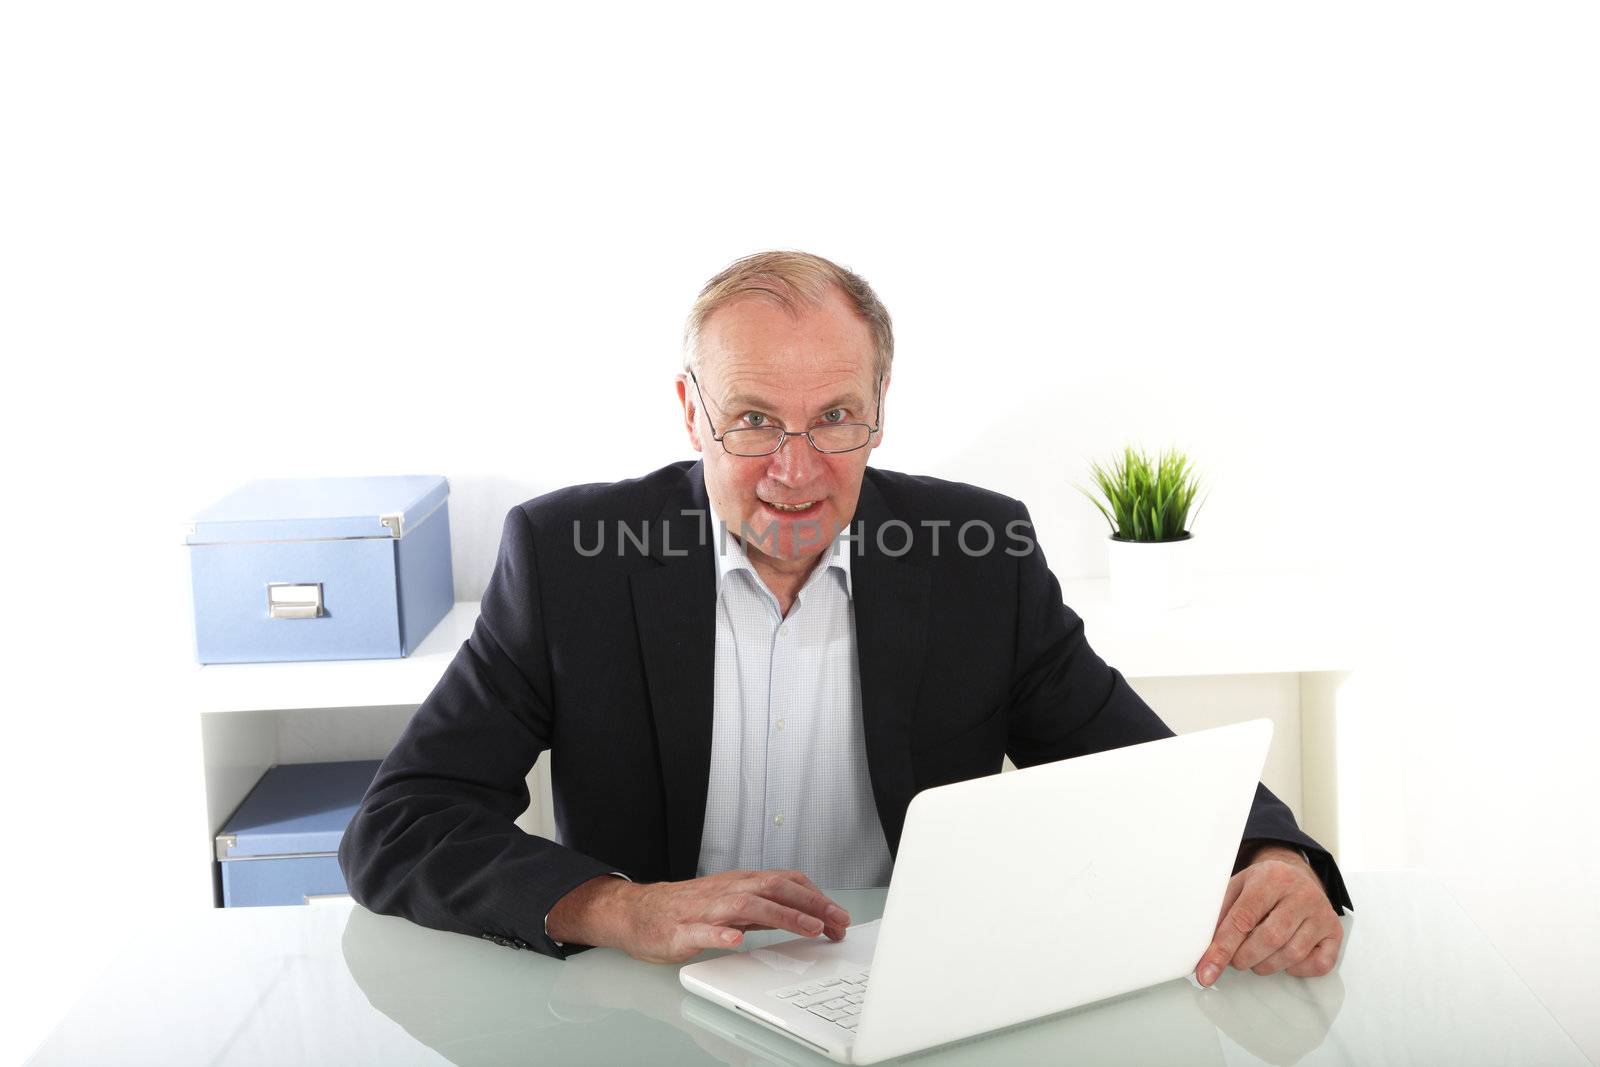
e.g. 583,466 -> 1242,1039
547,869 -> 852,964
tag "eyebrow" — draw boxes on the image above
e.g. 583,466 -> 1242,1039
724,392 -> 865,417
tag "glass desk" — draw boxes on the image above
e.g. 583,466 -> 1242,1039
28,872 -> 1590,1065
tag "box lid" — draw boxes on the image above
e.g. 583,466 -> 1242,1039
187,476 -> 449,544
217,759 -> 383,859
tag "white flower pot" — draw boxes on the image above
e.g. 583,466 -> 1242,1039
1107,532 -> 1195,612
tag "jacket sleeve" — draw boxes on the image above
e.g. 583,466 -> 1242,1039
1002,501 -> 1352,913
338,506 -> 628,957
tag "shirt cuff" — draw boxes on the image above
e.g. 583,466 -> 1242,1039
546,871 -> 634,948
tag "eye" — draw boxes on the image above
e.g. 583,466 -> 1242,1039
744,412 -> 768,428
820,409 -> 845,424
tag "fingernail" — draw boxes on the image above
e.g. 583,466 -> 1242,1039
1198,964 -> 1219,985
803,916 -> 823,933
722,930 -> 740,943
827,906 -> 850,924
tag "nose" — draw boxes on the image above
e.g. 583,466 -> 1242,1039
765,432 -> 821,486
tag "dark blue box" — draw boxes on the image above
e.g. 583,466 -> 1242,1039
216,760 -> 382,907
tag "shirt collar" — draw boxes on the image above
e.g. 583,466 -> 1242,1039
708,499 -> 853,600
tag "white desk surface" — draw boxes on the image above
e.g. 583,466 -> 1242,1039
184,570 -> 1365,715
27,872 -> 1590,1066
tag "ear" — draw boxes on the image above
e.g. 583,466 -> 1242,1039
676,374 -> 704,453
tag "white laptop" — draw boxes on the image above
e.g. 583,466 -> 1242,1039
679,719 -> 1273,1064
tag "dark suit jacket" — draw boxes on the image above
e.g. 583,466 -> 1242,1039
339,460 -> 1352,959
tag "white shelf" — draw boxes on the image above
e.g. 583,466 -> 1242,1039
187,570 -> 1363,718
187,602 -> 480,715
1060,569 -> 1366,678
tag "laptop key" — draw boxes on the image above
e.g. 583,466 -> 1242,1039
838,1016 -> 859,1029
844,1004 -> 862,1016
822,997 -> 850,1010
801,983 -> 827,995
809,1007 -> 846,1021
795,992 -> 838,1008
774,988 -> 803,999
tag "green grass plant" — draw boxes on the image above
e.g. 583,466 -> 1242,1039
1077,445 -> 1209,543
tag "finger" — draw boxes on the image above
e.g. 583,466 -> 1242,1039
713,892 -> 828,939
691,923 -> 748,953
741,870 -> 849,939
1248,915 -> 1325,975
643,923 -> 746,965
1232,909 -> 1306,973
1196,877 -> 1285,985
773,870 -> 851,925
1214,870 -> 1246,929
757,872 -> 852,935
723,920 -> 846,944
762,868 -> 825,898
1286,935 -> 1341,977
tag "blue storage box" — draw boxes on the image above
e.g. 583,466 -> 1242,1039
216,759 -> 382,907
186,475 -> 453,663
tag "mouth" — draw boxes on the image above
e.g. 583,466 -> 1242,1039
760,499 -> 822,517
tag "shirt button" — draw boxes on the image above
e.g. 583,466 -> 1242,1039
775,718 -> 785,731
773,813 -> 784,826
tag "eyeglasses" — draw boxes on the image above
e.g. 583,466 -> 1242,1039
687,369 -> 883,457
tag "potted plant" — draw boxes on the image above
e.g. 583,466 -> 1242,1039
1076,445 -> 1209,611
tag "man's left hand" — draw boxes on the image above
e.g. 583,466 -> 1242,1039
1195,846 -> 1343,986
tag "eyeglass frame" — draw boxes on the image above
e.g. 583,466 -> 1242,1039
686,367 -> 885,457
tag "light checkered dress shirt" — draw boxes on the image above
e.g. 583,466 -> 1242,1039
695,515 -> 895,889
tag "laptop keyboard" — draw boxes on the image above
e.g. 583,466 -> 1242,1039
770,969 -> 871,1031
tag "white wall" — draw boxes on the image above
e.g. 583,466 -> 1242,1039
3,2 -> 1597,1062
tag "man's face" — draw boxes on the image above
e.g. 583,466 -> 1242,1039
678,287 -> 885,572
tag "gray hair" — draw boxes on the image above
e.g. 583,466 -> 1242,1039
682,250 -> 894,380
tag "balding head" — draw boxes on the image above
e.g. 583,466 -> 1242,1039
683,250 -> 894,381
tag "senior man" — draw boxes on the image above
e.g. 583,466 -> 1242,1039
339,251 -> 1351,983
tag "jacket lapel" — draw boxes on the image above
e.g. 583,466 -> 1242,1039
630,463 -> 718,882
850,472 -> 931,858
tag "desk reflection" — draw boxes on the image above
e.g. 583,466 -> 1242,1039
1197,936 -> 1349,1065
340,888 -> 1346,1067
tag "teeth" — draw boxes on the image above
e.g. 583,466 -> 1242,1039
767,500 -> 816,512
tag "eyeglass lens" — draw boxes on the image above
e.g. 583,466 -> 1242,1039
719,424 -> 872,456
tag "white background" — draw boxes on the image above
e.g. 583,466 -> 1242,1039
2,2 -> 1596,1063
